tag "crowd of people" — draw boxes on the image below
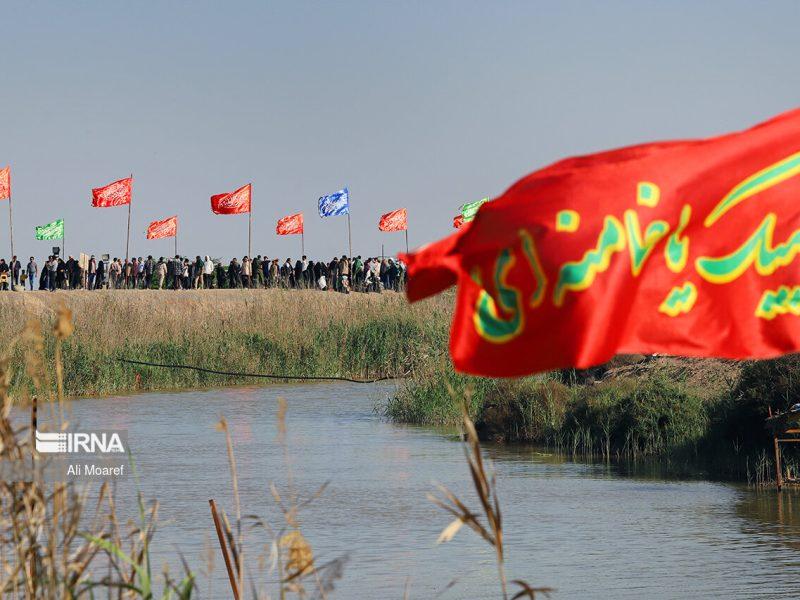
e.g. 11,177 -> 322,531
0,254 -> 406,293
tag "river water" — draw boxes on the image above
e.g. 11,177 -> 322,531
41,382 -> 800,599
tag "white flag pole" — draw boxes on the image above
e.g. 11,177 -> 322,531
7,189 -> 14,263
125,174 -> 133,263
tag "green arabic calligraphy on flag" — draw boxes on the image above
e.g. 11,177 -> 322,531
35,219 -> 64,240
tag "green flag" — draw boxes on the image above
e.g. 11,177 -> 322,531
461,197 -> 489,222
35,219 -> 64,241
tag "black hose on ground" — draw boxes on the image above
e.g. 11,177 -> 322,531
117,358 -> 401,384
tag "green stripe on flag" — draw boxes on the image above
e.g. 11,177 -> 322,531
35,219 -> 64,240
461,197 -> 489,222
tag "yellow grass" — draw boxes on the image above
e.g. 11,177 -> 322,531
0,289 -> 453,398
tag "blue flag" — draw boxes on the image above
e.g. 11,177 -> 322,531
318,187 -> 350,217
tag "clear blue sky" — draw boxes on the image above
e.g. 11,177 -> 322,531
1,1 -> 797,261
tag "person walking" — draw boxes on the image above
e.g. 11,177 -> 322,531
129,257 -> 138,289
108,258 -> 120,289
156,257 -> 167,289
26,257 -> 38,291
47,257 -> 58,291
137,257 -> 145,288
10,256 -> 21,290
242,256 -> 252,288
171,255 -> 182,290
66,256 -> 78,289
261,256 -> 272,288
122,259 -> 131,289
228,257 -> 241,289
144,255 -> 154,289
339,255 -> 351,293
215,261 -> 227,288
87,255 -> 97,289
294,257 -> 303,289
0,259 -> 9,291
96,257 -> 106,289
269,259 -> 279,288
193,256 -> 203,289
314,259 -> 328,290
202,256 -> 214,289
280,258 -> 292,288
252,255 -> 263,288
181,258 -> 190,289
370,257 -> 381,292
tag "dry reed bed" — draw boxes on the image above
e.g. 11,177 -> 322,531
0,290 -> 454,399
0,289 -> 449,350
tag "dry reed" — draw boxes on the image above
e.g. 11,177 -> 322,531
0,307 -> 195,598
429,396 -> 553,599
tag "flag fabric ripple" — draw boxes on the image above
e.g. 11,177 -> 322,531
401,108 -> 800,377
211,184 -> 251,215
146,216 -> 177,239
92,177 -> 132,207
35,219 -> 64,240
0,166 -> 10,201
378,208 -> 407,232
276,212 -> 304,235
461,197 -> 489,222
318,188 -> 349,217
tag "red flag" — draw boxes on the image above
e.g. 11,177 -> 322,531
379,208 -> 407,232
146,216 -> 177,239
0,166 -> 9,200
453,215 -> 464,229
276,212 -> 304,235
92,177 -> 132,207
402,108 -> 800,377
211,183 -> 251,214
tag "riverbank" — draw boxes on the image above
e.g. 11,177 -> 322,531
0,289 -> 451,399
3,288 -> 795,480
387,346 -> 800,481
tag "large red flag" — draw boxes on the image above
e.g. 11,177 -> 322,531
92,177 -> 132,207
211,183 -> 251,214
146,216 -> 177,239
0,166 -> 9,201
379,208 -> 407,232
402,108 -> 800,377
276,212 -> 303,235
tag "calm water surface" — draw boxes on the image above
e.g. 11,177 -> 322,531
39,383 -> 800,598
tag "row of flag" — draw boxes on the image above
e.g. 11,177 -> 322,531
3,165 -> 483,252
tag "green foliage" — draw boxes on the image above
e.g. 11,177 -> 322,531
392,363 -> 714,461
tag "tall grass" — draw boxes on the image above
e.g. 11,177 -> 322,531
0,289 -> 452,399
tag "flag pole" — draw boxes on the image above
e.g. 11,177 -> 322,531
125,174 -> 132,263
62,222 -> 65,258
301,230 -> 305,256
247,183 -> 252,258
404,228 -> 408,254
8,188 -> 14,276
175,218 -> 178,257
347,213 -> 352,258
8,189 -> 14,265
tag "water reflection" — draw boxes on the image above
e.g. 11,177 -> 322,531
23,383 -> 800,599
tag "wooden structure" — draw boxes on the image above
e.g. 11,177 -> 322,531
765,406 -> 800,490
